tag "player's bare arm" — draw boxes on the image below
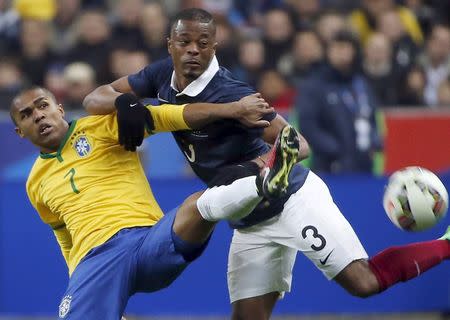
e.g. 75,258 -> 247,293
183,93 -> 274,129
83,76 -> 132,114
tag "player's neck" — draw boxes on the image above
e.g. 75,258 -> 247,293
175,75 -> 197,92
39,121 -> 70,154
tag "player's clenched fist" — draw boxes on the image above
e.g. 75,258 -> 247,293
114,93 -> 155,151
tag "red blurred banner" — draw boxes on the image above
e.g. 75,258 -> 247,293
384,108 -> 450,174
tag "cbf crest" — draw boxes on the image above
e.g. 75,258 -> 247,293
59,295 -> 72,318
73,135 -> 92,157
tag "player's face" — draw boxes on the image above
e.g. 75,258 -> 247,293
168,19 -> 217,82
11,88 -> 68,153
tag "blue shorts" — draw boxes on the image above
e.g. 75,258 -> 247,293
57,208 -> 205,319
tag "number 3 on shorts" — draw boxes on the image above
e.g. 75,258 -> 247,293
301,225 -> 326,251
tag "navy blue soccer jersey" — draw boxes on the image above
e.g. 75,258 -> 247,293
128,56 -> 309,228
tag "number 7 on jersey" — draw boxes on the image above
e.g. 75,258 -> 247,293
64,168 -> 80,194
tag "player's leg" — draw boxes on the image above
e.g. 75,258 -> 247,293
230,169 -> 371,320
231,293 -> 279,320
172,124 -> 301,246
57,228 -> 145,319
228,224 -> 297,320
172,175 -> 263,246
271,171 -> 449,298
339,225 -> 450,296
136,126 -> 301,291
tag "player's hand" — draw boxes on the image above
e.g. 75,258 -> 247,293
114,93 -> 155,151
233,93 -> 274,128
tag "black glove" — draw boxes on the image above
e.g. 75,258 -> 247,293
114,93 -> 155,151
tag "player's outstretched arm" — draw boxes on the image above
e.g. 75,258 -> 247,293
183,93 -> 274,129
83,76 -> 132,115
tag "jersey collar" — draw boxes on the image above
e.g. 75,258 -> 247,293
170,55 -> 219,97
40,120 -> 77,162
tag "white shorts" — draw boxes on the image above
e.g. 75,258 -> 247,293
227,171 -> 368,303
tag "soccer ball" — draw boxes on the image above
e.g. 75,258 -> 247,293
383,166 -> 448,232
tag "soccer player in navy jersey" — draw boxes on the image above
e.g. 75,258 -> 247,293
84,8 -> 450,320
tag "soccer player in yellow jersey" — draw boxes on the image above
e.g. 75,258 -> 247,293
10,86 -> 301,319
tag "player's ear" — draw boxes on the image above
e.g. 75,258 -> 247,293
58,103 -> 65,117
213,41 -> 218,51
167,37 -> 172,55
15,126 -> 24,138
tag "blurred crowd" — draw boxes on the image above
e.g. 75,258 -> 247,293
1,0 -> 450,173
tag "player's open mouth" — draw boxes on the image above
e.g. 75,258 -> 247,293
39,124 -> 53,136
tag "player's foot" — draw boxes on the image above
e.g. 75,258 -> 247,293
257,125 -> 300,198
439,226 -> 450,241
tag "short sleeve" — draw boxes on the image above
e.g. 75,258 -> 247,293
128,58 -> 173,98
147,104 -> 189,133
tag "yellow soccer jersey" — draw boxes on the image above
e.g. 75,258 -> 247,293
26,104 -> 188,275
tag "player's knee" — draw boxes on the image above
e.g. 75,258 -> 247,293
232,307 -> 271,320
334,260 -> 379,298
345,277 -> 379,298
181,192 -> 203,210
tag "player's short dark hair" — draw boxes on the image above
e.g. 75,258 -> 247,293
10,86 -> 57,126
170,8 -> 215,35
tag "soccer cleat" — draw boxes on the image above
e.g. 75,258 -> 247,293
439,226 -> 450,241
257,125 -> 300,198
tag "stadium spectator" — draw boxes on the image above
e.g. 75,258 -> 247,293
214,15 -> 237,70
262,8 -> 295,69
49,0 -> 81,55
62,62 -> 96,110
417,24 -> 450,107
139,2 -> 169,61
111,0 -> 144,50
43,63 -> 67,103
231,36 -> 265,88
67,9 -> 111,84
349,0 -> 423,46
397,65 -> 426,106
18,18 -> 57,86
403,0 -> 436,36
315,11 -> 347,44
284,0 -> 321,30
297,30 -> 382,173
377,9 -> 418,74
0,57 -> 26,110
228,0 -> 282,28
437,77 -> 450,107
279,30 -> 323,86
363,32 -> 400,106
0,0 -> 20,54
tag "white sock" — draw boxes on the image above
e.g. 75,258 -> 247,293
196,176 -> 262,221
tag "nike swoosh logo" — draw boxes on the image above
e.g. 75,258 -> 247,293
130,103 -> 137,107
319,250 -> 334,265
157,92 -> 169,103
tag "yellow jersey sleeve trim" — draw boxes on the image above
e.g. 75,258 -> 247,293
146,104 -> 189,134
